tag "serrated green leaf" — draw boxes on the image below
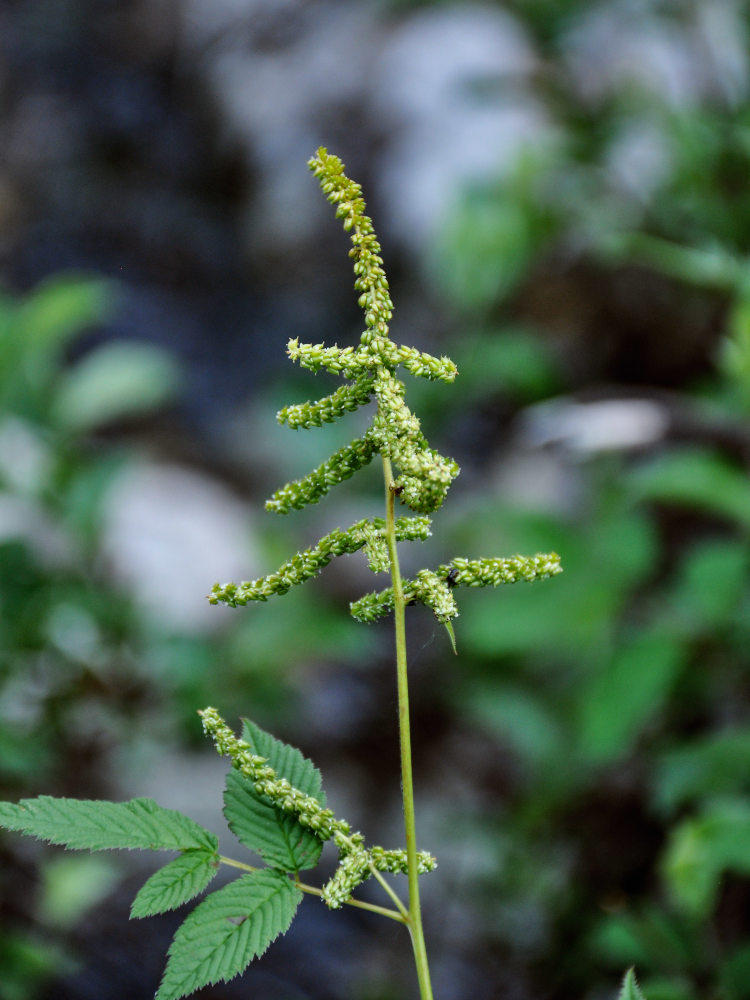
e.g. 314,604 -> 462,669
156,871 -> 301,1000
131,849 -> 219,918
443,619 -> 457,654
241,720 -> 325,803
618,968 -> 647,1000
224,770 -> 323,873
0,796 -> 217,853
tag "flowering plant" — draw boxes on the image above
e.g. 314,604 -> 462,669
0,149 -> 567,1000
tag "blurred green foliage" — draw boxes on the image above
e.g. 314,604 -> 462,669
415,5 -> 750,992
0,273 -> 173,788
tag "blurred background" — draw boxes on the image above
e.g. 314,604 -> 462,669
2,0 -> 750,998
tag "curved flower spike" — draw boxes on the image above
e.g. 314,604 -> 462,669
309,148 -> 393,334
321,845 -> 437,910
439,553 -> 563,587
199,707 -> 352,843
209,516 -> 432,608
266,435 -> 378,514
350,552 -> 563,624
278,375 -> 375,429
201,707 -> 437,912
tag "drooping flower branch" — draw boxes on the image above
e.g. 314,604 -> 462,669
199,708 -> 436,911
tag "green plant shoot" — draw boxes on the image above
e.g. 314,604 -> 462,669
0,149 -> 563,1000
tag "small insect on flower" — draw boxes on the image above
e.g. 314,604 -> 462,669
445,568 -> 460,588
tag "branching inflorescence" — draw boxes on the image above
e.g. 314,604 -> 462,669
0,149 -> 565,1000
210,147 -> 562,630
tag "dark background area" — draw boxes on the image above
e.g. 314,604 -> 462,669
2,1 -> 750,999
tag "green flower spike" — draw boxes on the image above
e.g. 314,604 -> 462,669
209,146 -> 561,647
350,553 -> 563,625
200,708 -> 436,911
199,707 -> 349,841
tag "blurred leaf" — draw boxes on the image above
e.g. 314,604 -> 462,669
654,728 -> 750,815
577,628 -> 686,763
720,291 -> 750,409
456,681 -> 565,768
719,943 -> 750,1000
53,340 -> 181,430
430,152 -> 555,311
39,855 -> 120,927
600,233 -> 741,292
0,932 -> 68,1000
590,906 -> 697,973
16,274 -> 113,354
634,980 -> 695,1000
433,193 -> 537,310
668,539 -> 749,633
630,449 -> 750,529
662,800 -> 750,917
450,327 -> 561,403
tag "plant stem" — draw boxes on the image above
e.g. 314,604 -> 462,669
382,455 -> 435,1000
219,855 -> 406,923
337,830 -> 410,920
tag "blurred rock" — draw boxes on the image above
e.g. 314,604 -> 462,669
370,4 -> 548,248
563,0 -> 749,107
101,460 -> 254,631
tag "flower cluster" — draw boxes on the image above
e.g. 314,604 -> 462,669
321,845 -> 437,910
270,148 -> 461,520
199,707 -> 349,841
265,436 -> 377,515
286,338 -> 456,384
350,552 -> 563,624
209,516 -> 431,607
277,375 -> 376,430
309,147 -> 393,336
200,707 -> 436,910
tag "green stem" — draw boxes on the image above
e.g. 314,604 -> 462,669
219,855 -> 406,924
382,455 -> 434,1000
336,830 -> 410,920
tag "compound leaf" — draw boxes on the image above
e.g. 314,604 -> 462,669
156,870 -> 301,1000
131,849 -> 219,918
0,796 -> 217,853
